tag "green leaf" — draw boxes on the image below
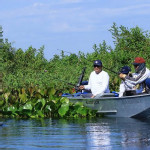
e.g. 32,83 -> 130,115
19,93 -> 28,103
7,106 -> 17,113
60,97 -> 69,104
38,89 -> 46,96
0,100 -> 4,106
37,98 -> 46,108
45,105 -> 51,112
37,110 -> 44,118
34,93 -> 42,99
34,98 -> 46,110
3,92 -> 10,101
58,103 -> 69,117
23,110 -> 32,117
23,102 -> 32,110
77,107 -> 87,116
48,88 -> 56,96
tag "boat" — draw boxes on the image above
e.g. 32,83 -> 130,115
63,92 -> 150,119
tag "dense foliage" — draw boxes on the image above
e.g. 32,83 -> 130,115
1,23 -> 150,118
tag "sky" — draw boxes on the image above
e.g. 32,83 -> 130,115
0,0 -> 150,60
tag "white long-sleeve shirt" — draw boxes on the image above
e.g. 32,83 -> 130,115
84,70 -> 110,96
119,80 -> 135,97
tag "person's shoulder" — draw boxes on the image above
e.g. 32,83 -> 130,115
90,71 -> 95,75
146,67 -> 150,71
100,70 -> 109,78
144,67 -> 150,74
146,67 -> 150,75
102,70 -> 109,75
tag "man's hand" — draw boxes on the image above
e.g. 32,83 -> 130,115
119,73 -> 126,79
79,85 -> 84,90
91,95 -> 95,98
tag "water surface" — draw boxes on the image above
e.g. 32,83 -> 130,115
0,117 -> 150,150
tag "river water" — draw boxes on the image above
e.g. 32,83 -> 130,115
0,117 -> 150,150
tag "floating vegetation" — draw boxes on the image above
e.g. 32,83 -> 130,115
0,87 -> 97,118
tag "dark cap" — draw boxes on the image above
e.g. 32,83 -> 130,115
93,60 -> 102,66
120,66 -> 131,74
133,57 -> 145,65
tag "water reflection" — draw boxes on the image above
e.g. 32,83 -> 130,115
86,121 -> 112,149
85,118 -> 150,149
0,118 -> 150,149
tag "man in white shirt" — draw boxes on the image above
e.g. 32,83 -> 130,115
79,60 -> 110,98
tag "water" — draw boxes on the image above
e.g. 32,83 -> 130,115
0,117 -> 150,150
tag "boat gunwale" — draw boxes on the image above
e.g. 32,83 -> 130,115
69,93 -> 150,101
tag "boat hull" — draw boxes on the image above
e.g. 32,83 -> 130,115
69,94 -> 150,118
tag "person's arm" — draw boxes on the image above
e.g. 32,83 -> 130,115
125,68 -> 149,85
84,73 -> 92,90
120,68 -> 149,86
79,73 -> 91,90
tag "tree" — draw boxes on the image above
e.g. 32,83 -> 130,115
0,25 -> 3,94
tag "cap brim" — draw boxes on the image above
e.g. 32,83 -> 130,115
94,64 -> 102,66
133,62 -> 140,65
121,72 -> 128,74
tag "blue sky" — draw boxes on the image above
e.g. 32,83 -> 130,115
1,0 -> 150,60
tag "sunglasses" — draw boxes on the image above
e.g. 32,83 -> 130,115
94,65 -> 101,68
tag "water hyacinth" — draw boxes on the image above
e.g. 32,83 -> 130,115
0,86 -> 96,118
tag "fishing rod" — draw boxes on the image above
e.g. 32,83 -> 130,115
45,67 -> 86,92
57,49 -> 119,75
51,77 -> 76,87
44,70 -> 76,87
45,69 -> 87,91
